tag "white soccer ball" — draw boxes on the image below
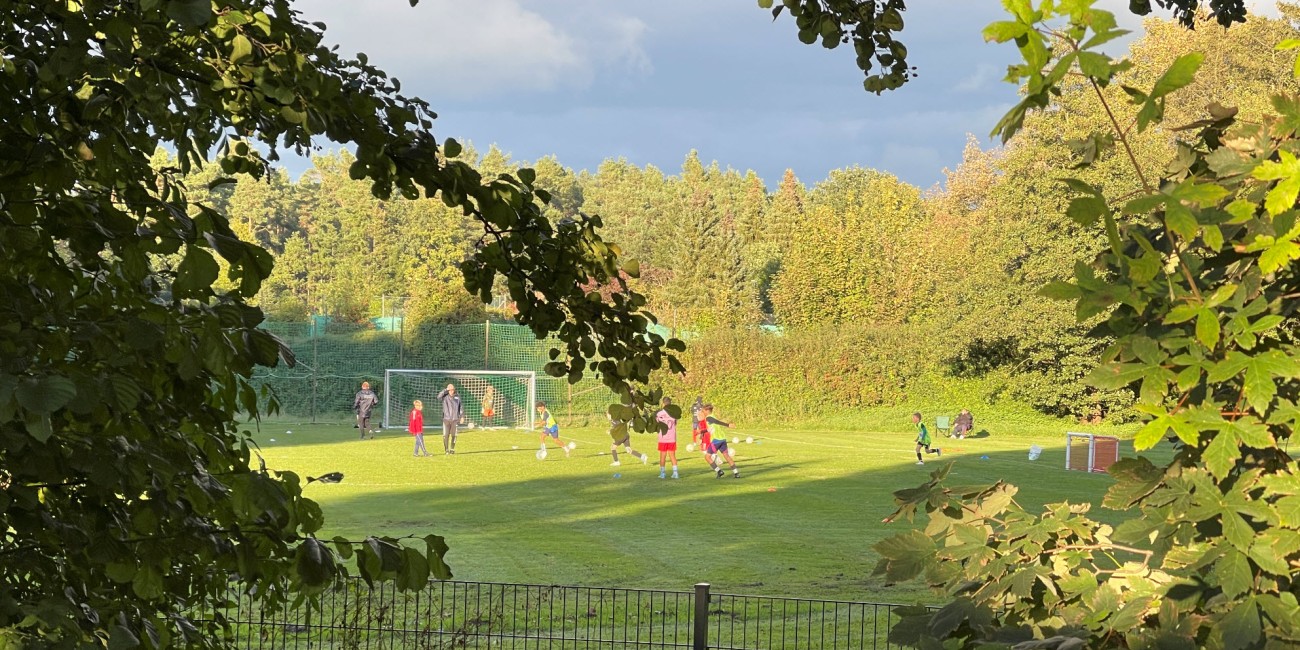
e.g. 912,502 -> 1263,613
286,430 -> 293,434
536,448 -> 547,460
732,437 -> 739,444
567,441 -> 577,450
686,443 -> 696,452
745,436 -> 753,444
512,445 -> 519,450
269,438 -> 276,443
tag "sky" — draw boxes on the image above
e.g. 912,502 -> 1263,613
292,0 -> 1277,190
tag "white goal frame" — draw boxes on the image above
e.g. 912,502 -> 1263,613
382,369 -> 537,430
1065,432 -> 1120,473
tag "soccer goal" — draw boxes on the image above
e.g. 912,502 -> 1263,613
1065,432 -> 1120,473
383,370 -> 537,430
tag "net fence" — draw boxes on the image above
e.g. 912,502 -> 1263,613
251,320 -> 617,424
383,370 -> 535,430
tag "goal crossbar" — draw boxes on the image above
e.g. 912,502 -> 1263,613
383,369 -> 537,430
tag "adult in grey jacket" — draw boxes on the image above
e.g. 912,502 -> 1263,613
353,381 -> 379,439
437,384 -> 465,454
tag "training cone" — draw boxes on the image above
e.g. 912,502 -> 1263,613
613,473 -> 622,479
768,487 -> 777,492
980,455 -> 989,460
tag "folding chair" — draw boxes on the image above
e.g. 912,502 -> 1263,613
936,415 -> 951,437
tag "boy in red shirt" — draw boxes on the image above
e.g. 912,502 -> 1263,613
700,404 -> 739,478
409,400 -> 430,457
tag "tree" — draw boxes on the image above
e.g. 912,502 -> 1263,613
0,2 -> 680,647
875,2 -> 1300,647
771,167 -> 926,327
756,0 -> 1247,93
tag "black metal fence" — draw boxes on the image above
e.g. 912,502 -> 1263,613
203,579 -> 923,650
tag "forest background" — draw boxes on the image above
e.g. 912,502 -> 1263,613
175,10 -> 1300,424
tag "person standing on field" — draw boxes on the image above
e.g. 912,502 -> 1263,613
437,383 -> 464,455
353,381 -> 379,439
409,400 -> 431,457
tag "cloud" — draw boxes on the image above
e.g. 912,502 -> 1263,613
954,64 -> 1001,93
296,0 -> 650,97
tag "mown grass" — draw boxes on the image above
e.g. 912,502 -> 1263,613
250,410 -> 1148,605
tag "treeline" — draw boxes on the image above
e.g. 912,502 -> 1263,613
175,12 -> 1300,422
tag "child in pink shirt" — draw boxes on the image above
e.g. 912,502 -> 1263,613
655,397 -> 679,479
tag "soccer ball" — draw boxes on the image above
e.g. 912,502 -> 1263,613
269,438 -> 276,443
732,437 -> 739,444
536,448 -> 547,460
567,441 -> 577,450
512,445 -> 519,450
745,436 -> 753,444
286,430 -> 293,434
686,444 -> 696,452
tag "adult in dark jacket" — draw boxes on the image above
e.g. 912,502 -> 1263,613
952,409 -> 974,439
437,384 -> 465,454
353,381 -> 379,439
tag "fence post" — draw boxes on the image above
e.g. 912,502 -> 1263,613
484,320 -> 491,370
693,582 -> 710,650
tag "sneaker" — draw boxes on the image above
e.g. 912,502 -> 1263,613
449,450 -> 456,455
936,449 -> 942,457
659,471 -> 666,479
671,472 -> 679,479
641,455 -> 649,465
611,461 -> 622,467
716,468 -> 725,478
733,469 -> 740,478
916,461 -> 925,465
564,447 -> 570,458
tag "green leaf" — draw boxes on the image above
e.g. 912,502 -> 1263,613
16,375 -> 77,415
1252,150 -> 1300,216
174,247 -> 219,298
1150,52 -> 1203,99
166,0 -> 212,27
1067,195 -> 1108,225
1039,280 -> 1082,300
1219,597 -> 1261,650
1216,548 -> 1252,599
1086,362 -> 1147,390
1195,309 -> 1220,350
1259,238 -> 1300,273
295,538 -> 335,588
230,34 -> 253,63
1221,511 -> 1255,552
1165,203 -> 1199,240
982,20 -> 1028,42
1204,431 -> 1240,480
131,567 -> 163,600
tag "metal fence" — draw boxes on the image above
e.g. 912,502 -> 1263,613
203,579 -> 923,650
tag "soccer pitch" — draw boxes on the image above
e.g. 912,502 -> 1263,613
253,421 -> 1142,603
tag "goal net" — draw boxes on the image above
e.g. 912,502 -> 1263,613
382,370 -> 536,430
1065,432 -> 1120,473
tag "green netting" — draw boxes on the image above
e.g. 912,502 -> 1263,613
251,320 -> 616,424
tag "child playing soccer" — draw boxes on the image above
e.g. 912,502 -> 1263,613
700,404 -> 739,478
655,397 -> 679,479
409,400 -> 431,457
607,414 -> 648,466
913,411 -> 942,465
536,401 -> 570,458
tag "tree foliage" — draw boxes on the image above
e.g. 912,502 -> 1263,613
0,1 -> 679,646
757,0 -> 1246,93
877,2 -> 1300,647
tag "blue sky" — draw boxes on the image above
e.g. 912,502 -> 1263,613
293,1 -> 1268,190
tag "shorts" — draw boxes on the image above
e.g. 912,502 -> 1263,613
611,434 -> 630,447
658,441 -> 677,452
542,425 -> 560,438
709,439 -> 728,454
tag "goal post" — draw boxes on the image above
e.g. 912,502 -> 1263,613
383,369 -> 536,430
1065,432 -> 1120,473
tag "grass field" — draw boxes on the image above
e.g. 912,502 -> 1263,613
251,413 -> 1146,605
